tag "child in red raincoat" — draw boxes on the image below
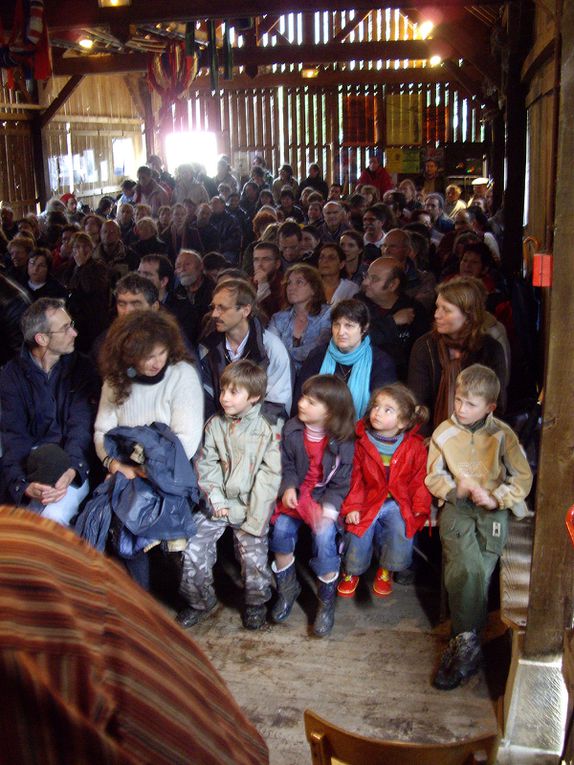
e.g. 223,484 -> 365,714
337,383 -> 431,598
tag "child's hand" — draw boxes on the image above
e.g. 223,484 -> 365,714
456,476 -> 478,499
470,487 -> 498,510
345,511 -> 360,525
213,507 -> 229,518
282,488 -> 298,509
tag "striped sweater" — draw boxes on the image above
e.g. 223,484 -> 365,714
0,505 -> 268,765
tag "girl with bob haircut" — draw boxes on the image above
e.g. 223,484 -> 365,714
408,276 -> 507,433
268,264 -> 331,371
338,383 -> 431,599
94,310 -> 204,587
269,374 -> 355,638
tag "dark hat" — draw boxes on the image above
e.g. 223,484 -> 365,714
27,444 -> 72,486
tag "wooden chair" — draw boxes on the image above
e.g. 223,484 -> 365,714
304,709 -> 498,765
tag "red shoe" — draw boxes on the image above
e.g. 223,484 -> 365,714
373,567 -> 392,597
337,573 -> 359,598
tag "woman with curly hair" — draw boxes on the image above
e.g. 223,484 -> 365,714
95,310 -> 203,469
93,310 -> 204,587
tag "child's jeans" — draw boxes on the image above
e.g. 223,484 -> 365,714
343,498 -> 413,575
180,513 -> 272,609
270,513 -> 340,578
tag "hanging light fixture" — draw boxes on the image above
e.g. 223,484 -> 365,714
98,0 -> 132,7
301,66 -> 319,79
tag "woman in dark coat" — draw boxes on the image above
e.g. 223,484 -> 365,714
294,299 -> 397,418
408,276 -> 507,435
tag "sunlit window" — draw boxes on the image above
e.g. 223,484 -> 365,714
165,131 -> 219,176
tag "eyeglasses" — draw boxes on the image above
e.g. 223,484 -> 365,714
47,320 -> 75,335
210,303 -> 239,315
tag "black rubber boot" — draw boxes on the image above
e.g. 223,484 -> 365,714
176,594 -> 217,629
313,578 -> 337,637
433,630 -> 482,690
271,562 -> 301,623
242,604 -> 267,630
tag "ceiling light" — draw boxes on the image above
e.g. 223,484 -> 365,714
430,55 -> 442,66
98,0 -> 132,7
301,66 -> 319,79
419,21 -> 434,39
78,38 -> 94,49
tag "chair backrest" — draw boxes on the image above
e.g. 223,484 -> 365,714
304,709 -> 498,765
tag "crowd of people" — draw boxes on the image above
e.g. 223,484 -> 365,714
0,150 -> 531,693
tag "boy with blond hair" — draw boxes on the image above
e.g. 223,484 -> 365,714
177,360 -> 281,631
426,364 -> 532,689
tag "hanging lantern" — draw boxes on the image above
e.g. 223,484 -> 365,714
147,40 -> 198,123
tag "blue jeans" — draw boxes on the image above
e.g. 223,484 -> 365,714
271,513 -> 340,577
343,498 -> 413,575
29,479 -> 89,527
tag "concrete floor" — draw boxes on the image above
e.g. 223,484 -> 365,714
152,535 -> 506,765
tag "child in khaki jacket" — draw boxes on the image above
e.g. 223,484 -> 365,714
177,360 -> 281,631
426,364 -> 532,690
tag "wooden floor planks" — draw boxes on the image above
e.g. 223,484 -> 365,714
183,563 -> 504,765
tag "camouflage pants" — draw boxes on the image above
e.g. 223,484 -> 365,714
180,513 -> 272,609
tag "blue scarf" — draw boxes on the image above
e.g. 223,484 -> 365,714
320,336 -> 373,418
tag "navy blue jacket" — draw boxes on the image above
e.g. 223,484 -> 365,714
0,347 -> 96,503
279,417 -> 355,512
76,423 -> 199,552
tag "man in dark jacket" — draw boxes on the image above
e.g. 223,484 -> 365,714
359,256 -> 430,381
209,196 -> 242,264
0,298 -> 96,525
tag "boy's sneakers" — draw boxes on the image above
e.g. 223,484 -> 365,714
242,604 -> 267,630
373,567 -> 392,597
176,595 -> 217,629
337,573 -> 359,598
433,630 -> 482,690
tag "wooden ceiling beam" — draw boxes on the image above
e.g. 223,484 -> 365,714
0,1 -> 504,31
39,75 -> 84,127
189,68 -> 458,89
54,40 -> 441,75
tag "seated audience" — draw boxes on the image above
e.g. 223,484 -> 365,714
198,278 -> 292,419
294,299 -> 397,418
317,243 -> 360,305
268,264 -> 331,371
0,298 -> 95,524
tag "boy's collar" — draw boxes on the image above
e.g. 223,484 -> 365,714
451,411 -> 495,431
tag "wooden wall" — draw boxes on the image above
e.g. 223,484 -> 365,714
0,72 -> 37,217
160,80 -> 484,187
41,75 -> 144,210
523,1 -> 558,249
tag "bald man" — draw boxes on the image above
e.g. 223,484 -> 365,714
380,229 -> 436,312
359,256 -> 430,380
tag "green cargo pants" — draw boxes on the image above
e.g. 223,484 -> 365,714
440,500 -> 508,635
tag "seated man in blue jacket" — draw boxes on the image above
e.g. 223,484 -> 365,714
0,298 -> 96,525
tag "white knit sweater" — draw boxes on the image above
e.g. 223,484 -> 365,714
94,361 -> 204,462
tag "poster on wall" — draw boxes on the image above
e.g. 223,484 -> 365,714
385,93 -> 423,146
343,94 -> 376,145
386,147 -> 423,174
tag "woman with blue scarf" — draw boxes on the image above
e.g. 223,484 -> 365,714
293,299 -> 397,418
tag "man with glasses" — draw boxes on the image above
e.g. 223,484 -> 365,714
198,278 -> 292,421
0,298 -> 96,526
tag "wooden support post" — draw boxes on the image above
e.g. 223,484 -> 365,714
489,109 -> 505,214
524,0 -> 574,659
30,114 -> 48,209
137,78 -> 156,160
501,2 -> 531,275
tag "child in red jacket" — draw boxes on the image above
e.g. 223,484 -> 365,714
337,383 -> 431,598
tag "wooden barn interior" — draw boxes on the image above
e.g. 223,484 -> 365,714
1,0 -> 573,763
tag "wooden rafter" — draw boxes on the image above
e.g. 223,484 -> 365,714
39,75 -> 84,127
0,1 -> 503,32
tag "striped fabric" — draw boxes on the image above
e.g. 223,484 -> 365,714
0,505 -> 268,765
